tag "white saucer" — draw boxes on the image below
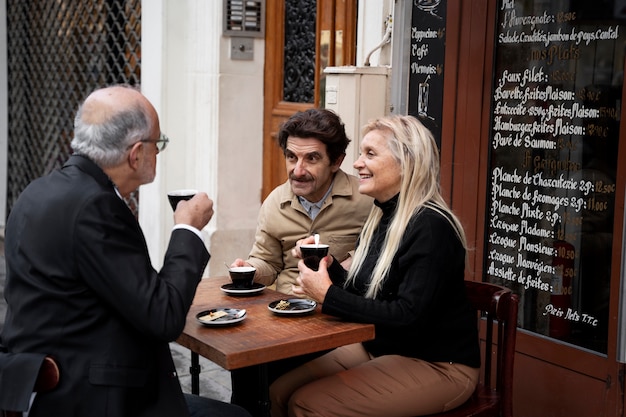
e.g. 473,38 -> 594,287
220,282 -> 266,296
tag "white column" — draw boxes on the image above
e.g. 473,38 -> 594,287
139,0 -> 167,268
140,0 -> 263,274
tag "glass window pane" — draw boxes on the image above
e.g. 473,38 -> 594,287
485,1 -> 625,354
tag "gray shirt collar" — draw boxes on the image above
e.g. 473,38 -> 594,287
298,181 -> 334,220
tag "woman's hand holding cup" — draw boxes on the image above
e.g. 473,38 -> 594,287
292,235 -> 331,271
293,256 -> 332,302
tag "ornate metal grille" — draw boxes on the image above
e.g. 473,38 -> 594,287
283,0 -> 316,103
6,0 -> 141,215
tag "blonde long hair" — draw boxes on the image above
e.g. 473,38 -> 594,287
346,115 -> 467,298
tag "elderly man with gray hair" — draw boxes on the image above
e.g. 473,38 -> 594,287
0,85 -> 250,417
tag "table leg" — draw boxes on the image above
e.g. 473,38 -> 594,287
258,364 -> 271,417
190,351 -> 201,395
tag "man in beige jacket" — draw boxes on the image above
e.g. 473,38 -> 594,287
231,108 -> 373,294
229,108 -> 373,415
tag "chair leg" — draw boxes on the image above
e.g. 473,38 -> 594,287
190,352 -> 201,395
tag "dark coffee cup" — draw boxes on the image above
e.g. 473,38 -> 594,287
228,266 -> 256,289
167,189 -> 198,210
300,244 -> 329,271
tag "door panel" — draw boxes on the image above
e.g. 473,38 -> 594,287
262,0 -> 357,199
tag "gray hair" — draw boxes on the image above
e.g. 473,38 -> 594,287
71,97 -> 150,168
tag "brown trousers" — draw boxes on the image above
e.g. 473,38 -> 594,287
270,343 -> 479,417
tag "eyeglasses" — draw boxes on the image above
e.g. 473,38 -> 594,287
140,133 -> 169,152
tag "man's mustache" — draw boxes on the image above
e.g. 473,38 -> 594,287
289,174 -> 312,182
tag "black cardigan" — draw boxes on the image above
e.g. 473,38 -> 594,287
323,196 -> 480,368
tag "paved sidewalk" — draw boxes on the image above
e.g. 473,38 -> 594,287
0,231 -> 232,403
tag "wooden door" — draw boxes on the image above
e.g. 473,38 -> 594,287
262,0 -> 357,199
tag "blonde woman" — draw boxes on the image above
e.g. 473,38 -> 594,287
271,115 -> 480,417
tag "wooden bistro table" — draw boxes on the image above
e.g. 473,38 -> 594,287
176,276 -> 375,416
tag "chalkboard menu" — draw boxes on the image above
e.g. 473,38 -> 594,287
485,0 -> 625,353
408,0 -> 447,147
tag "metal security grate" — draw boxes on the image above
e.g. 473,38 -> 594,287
6,0 -> 141,216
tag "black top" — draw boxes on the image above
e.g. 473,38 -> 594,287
323,195 -> 480,368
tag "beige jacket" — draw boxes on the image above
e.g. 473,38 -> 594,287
246,170 -> 373,294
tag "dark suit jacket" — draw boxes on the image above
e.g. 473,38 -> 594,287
1,155 -> 210,417
0,349 -> 46,411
